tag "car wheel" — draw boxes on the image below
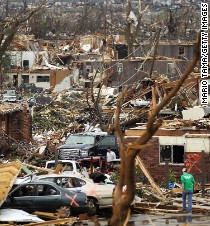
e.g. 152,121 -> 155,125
87,198 -> 98,216
57,205 -> 71,217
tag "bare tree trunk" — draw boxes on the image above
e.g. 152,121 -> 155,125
125,0 -> 148,57
0,1 -> 45,64
109,32 -> 200,226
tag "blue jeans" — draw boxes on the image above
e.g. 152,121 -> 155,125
182,190 -> 193,213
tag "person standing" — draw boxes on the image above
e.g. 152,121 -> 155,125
181,168 -> 195,214
106,147 -> 116,162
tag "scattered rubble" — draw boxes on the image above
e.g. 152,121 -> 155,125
0,26 -> 209,225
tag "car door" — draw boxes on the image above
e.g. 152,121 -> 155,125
33,184 -> 62,212
95,183 -> 115,207
3,184 -> 35,213
70,177 -> 113,207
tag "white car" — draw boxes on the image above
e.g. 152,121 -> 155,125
35,172 -> 115,215
2,89 -> 22,102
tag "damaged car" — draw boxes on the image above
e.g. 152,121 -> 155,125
35,172 -> 116,215
1,181 -> 88,217
2,89 -> 22,102
45,160 -> 81,173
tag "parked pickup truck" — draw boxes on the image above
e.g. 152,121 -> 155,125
45,160 -> 81,172
57,131 -> 119,160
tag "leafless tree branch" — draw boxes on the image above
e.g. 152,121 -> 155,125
109,31 -> 201,226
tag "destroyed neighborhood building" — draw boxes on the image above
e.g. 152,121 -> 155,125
125,122 -> 210,183
0,23 -> 210,223
0,103 -> 32,142
1,33 -> 210,181
6,35 -> 209,90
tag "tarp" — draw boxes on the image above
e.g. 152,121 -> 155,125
0,162 -> 21,206
0,209 -> 44,223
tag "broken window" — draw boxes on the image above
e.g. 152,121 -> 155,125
86,65 -> 91,73
13,185 -> 34,197
167,63 -> 176,75
23,60 -> 29,70
117,63 -> 123,73
22,75 -> 29,83
37,185 -> 59,196
178,46 -> 185,55
37,76 -> 50,82
160,145 -> 184,164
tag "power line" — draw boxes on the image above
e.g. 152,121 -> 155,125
100,30 -> 160,74
116,32 -> 160,88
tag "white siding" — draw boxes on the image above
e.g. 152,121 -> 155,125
159,135 -> 210,153
9,51 -> 35,69
7,73 -> 51,89
159,136 -> 185,145
185,137 -> 210,153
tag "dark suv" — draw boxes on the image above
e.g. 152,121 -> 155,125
58,132 -> 119,160
19,83 -> 43,93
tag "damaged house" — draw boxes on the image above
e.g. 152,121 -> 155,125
6,38 -> 73,91
125,121 -> 210,183
0,103 -> 32,156
5,34 -> 210,92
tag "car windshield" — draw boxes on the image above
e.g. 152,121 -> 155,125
65,135 -> 95,145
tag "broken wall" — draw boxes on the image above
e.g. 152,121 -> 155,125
125,131 -> 210,184
133,43 -> 210,60
9,51 -> 35,70
0,105 -> 32,142
50,69 -> 72,89
108,60 -> 191,86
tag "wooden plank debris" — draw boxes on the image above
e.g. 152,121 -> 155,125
134,206 -> 181,214
24,217 -> 77,226
21,162 -> 54,173
136,156 -> 164,197
0,162 -> 21,206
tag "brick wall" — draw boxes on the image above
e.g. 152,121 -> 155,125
21,106 -> 32,141
125,137 -> 184,185
8,106 -> 32,142
137,137 -> 181,184
125,136 -> 210,185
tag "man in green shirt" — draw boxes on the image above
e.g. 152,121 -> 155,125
181,168 -> 195,214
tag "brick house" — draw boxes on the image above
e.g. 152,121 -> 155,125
125,125 -> 210,184
0,103 -> 32,143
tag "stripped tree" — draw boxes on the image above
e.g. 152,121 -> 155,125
0,0 -> 46,93
125,0 -> 148,57
108,32 -> 200,226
